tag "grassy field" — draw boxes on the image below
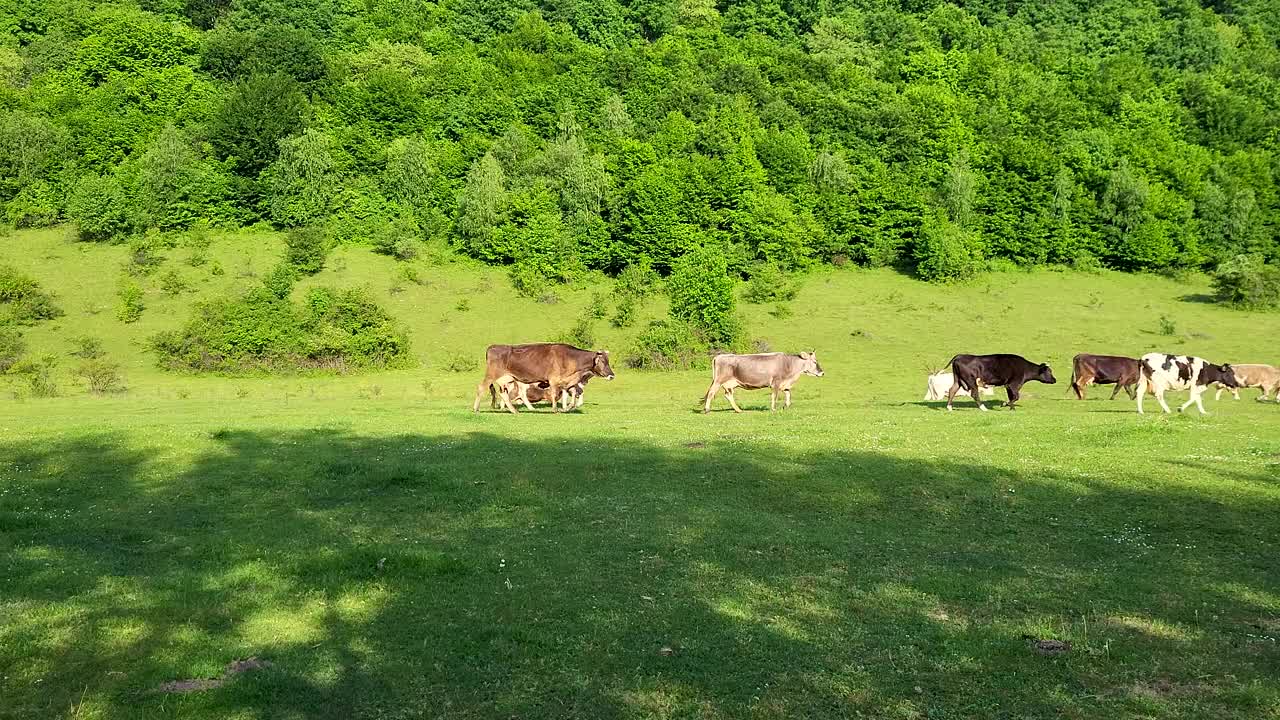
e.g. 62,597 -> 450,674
2,229 -> 1279,719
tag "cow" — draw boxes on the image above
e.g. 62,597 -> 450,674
1210,363 -> 1280,402
1069,353 -> 1141,400
1135,353 -> 1238,415
924,371 -> 994,401
498,374 -> 592,411
702,352 -> 824,413
473,343 -> 615,414
946,354 -> 1057,411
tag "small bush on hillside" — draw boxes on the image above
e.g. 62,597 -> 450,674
78,359 -> 124,394
509,261 -> 548,298
160,269 -> 191,297
742,263 -> 800,304
185,225 -> 213,266
610,262 -> 658,328
70,336 -> 104,359
0,328 -> 24,372
769,303 -> 793,319
209,260 -> 225,276
285,226 -> 330,275
444,352 -> 478,372
0,264 -> 62,325
454,299 -> 470,312
124,242 -> 165,277
262,263 -> 298,299
625,318 -> 710,370
586,292 -> 609,319
372,217 -> 420,261
1211,254 -> 1280,310
611,295 -> 637,328
667,246 -> 741,347
66,174 -> 137,242
116,282 -> 145,323
22,354 -> 58,397
151,282 -> 410,373
560,311 -> 596,348
1157,314 -> 1177,336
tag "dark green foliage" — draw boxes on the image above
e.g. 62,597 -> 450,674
151,285 -> 410,373
285,227 -> 330,275
6,0 -> 1280,277
666,246 -> 741,348
1211,254 -> 1280,310
0,328 -> 24,372
625,319 -> 709,370
0,265 -> 63,325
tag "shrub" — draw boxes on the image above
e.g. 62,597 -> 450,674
185,224 -> 212,266
160,269 -> 190,297
444,352 -> 478,372
78,359 -> 124,394
1157,314 -> 1177,336
1211,254 -> 1280,310
262,263 -> 298,298
372,216 -> 420,261
625,318 -> 710,370
124,241 -> 165,276
285,226 -> 329,275
454,299 -> 470,312
611,295 -> 637,328
769,303 -> 794,319
615,261 -> 659,298
24,354 -> 58,397
151,285 -> 410,373
0,264 -> 62,325
70,336 -> 104,360
915,214 -> 983,283
116,282 -> 145,323
509,261 -> 548,298
66,174 -> 137,242
586,292 -> 609,320
667,246 -> 741,347
560,311 -> 596,348
0,328 -> 24,372
742,262 -> 800,304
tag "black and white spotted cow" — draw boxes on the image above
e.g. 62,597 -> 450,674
1135,353 -> 1239,415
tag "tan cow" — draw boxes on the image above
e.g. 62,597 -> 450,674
702,352 -> 824,413
1212,363 -> 1280,402
473,343 -> 614,414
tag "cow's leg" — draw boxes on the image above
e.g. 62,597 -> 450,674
1136,376 -> 1147,413
1155,387 -> 1172,414
1183,386 -> 1209,415
724,383 -> 744,413
1231,387 -> 1241,400
1005,382 -> 1022,410
770,385 -> 778,411
1072,374 -> 1087,400
702,382 -> 722,413
546,382 -> 562,412
946,382 -> 961,411
1122,382 -> 1137,400
784,386 -> 792,409
474,378 -> 493,412
972,383 -> 988,411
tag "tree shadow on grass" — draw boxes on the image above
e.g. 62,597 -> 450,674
1,431 -> 1278,719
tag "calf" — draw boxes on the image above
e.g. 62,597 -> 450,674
703,352 -> 824,413
1210,363 -> 1280,402
1070,353 -> 1140,400
499,374 -> 592,411
1135,353 -> 1238,415
946,354 -> 1057,411
924,371 -> 994,401
473,343 -> 614,414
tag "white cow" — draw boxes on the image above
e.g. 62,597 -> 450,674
1135,353 -> 1239,415
924,371 -> 994,401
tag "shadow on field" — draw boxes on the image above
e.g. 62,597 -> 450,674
2,431 -> 1278,718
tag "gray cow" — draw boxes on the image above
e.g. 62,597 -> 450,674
702,352 -> 825,413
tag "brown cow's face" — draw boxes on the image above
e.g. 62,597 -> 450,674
1038,364 -> 1057,384
594,351 -> 616,380
801,351 -> 824,377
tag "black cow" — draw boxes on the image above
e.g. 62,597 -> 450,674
1070,353 -> 1140,400
947,353 -> 1057,411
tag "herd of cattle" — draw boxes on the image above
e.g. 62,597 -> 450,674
471,342 -> 1280,415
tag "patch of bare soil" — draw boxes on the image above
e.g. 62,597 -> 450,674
152,657 -> 272,694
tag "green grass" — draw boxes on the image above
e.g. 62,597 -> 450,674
2,229 -> 1279,719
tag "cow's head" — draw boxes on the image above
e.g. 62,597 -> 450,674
1036,363 -> 1057,384
800,351 -> 824,377
1204,362 -> 1238,388
593,350 -> 615,380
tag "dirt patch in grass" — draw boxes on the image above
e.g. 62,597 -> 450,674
152,657 -> 273,694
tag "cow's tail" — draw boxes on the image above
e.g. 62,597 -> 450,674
945,354 -> 970,391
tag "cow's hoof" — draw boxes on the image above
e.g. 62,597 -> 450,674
979,405 -> 988,412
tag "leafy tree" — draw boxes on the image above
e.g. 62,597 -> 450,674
209,73 -> 307,176
267,129 -> 339,227
667,244 -> 741,347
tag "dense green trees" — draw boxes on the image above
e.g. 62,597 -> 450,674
0,0 -> 1276,285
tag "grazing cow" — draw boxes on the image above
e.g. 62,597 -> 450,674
1210,363 -> 1280,402
473,343 -> 614,414
924,371 -> 994,401
946,354 -> 1057,411
703,352 -> 824,413
498,374 -> 592,411
1069,354 -> 1141,400
1135,353 -> 1238,415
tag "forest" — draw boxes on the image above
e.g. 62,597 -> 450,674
0,0 -> 1278,288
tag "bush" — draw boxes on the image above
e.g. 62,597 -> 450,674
78,359 -> 124,394
285,226 -> 329,275
66,174 -> 137,242
625,319 -> 710,370
915,214 -> 983,283
151,284 -> 410,373
667,246 -> 741,347
372,216 -> 420,261
509,261 -> 548,298
1211,254 -> 1280,310
0,328 -> 24,372
116,282 -> 145,323
611,295 -> 637,328
124,241 -> 165,277
70,336 -> 104,360
560,311 -> 596,348
742,262 -> 800,303
22,354 -> 58,397
0,264 -> 62,325
160,269 -> 190,297
444,352 -> 478,372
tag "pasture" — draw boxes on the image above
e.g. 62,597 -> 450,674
2,229 -> 1280,719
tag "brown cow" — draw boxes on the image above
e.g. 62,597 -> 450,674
473,343 -> 614,414
1211,363 -> 1280,402
702,352 -> 824,413
1070,353 -> 1141,400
